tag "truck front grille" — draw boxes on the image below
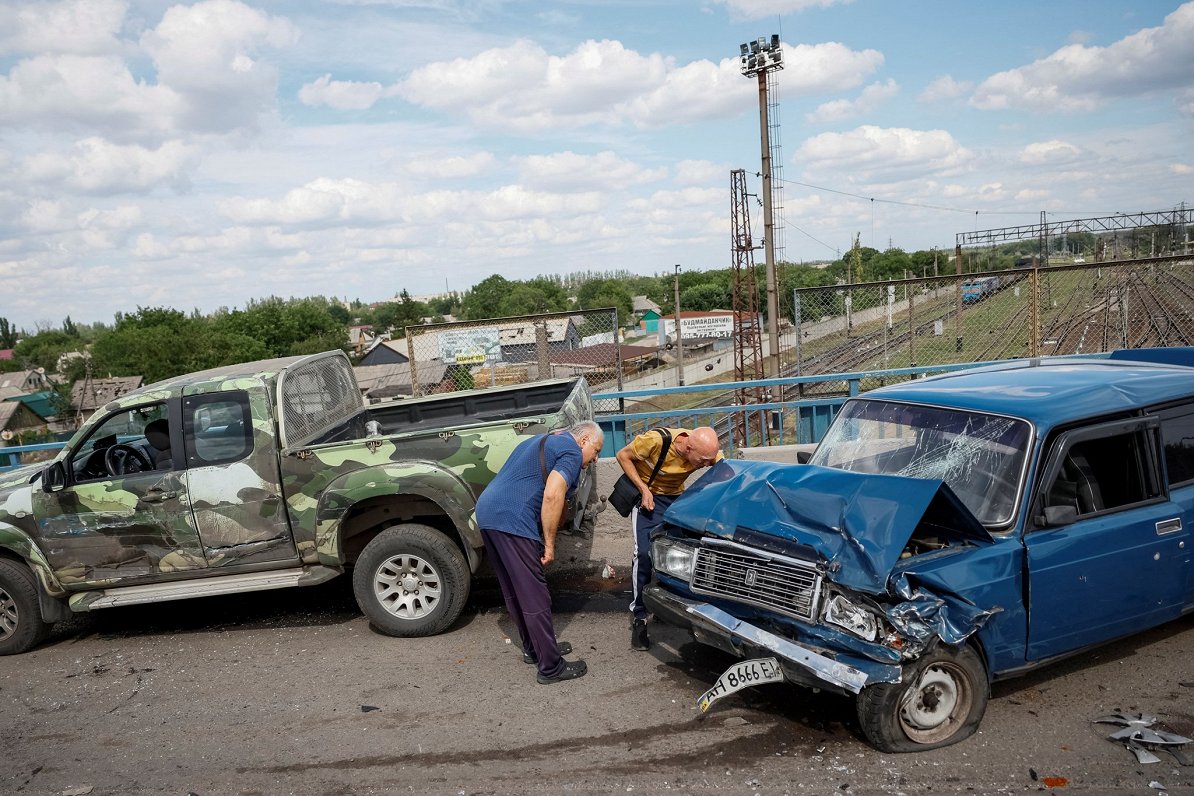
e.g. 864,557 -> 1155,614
690,545 -> 821,621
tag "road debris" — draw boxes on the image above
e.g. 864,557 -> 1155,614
1094,711 -> 1192,765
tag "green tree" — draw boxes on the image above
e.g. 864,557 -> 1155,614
213,297 -> 346,358
461,275 -> 511,320
0,317 -> 18,349
575,278 -> 633,325
13,330 -> 77,372
680,283 -> 730,312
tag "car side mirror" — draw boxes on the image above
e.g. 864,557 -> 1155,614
1040,504 -> 1078,527
41,461 -> 67,493
796,450 -> 812,464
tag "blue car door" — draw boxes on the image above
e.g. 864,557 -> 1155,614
1025,417 -> 1187,660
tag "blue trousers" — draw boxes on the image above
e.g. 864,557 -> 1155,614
629,493 -> 676,620
481,529 -> 563,678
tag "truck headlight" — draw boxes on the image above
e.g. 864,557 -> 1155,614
823,593 -> 878,641
652,538 -> 696,581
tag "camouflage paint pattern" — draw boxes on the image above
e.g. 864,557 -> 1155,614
0,350 -> 591,611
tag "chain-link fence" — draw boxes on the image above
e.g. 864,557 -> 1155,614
790,256 -> 1194,396
401,308 -> 624,397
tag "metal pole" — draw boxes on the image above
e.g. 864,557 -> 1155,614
674,264 -> 685,387
757,72 -> 781,378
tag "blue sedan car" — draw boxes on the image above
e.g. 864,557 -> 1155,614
645,348 -> 1194,751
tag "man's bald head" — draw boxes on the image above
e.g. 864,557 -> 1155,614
684,426 -> 720,467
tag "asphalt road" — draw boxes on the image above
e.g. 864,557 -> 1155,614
2,576 -> 1193,796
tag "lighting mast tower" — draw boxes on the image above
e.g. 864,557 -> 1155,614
739,34 -> 784,377
730,169 -> 766,448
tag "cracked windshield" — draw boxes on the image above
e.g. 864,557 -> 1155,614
810,399 -> 1031,526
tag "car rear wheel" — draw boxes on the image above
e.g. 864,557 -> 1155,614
856,644 -> 988,752
0,559 -> 52,656
352,524 -> 470,637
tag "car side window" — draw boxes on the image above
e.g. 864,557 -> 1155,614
1157,403 -> 1194,488
70,403 -> 169,482
184,392 -> 253,467
1043,429 -> 1159,518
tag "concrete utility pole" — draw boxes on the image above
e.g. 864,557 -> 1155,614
739,35 -> 783,377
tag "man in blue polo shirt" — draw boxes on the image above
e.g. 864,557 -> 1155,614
475,419 -> 603,684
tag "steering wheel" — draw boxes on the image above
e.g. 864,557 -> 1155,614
104,444 -> 152,476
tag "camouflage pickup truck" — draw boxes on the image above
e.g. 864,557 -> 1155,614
0,351 -> 594,654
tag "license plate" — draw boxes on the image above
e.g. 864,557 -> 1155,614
697,657 -> 785,713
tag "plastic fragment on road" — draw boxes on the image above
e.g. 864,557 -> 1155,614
1096,710 -> 1193,765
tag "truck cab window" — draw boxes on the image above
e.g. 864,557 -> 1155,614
184,393 -> 252,466
70,404 -> 169,481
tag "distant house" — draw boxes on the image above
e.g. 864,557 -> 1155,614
0,369 -> 50,394
0,399 -> 48,438
347,325 -> 375,355
358,339 -> 410,367
70,376 -> 144,416
353,362 -> 448,402
548,343 -> 659,385
634,296 -> 664,334
498,318 -> 580,364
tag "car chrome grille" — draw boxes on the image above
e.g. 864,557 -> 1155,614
690,545 -> 821,621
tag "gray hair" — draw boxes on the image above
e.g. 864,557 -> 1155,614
568,419 -> 602,440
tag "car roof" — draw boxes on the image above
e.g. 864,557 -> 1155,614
865,354 -> 1194,429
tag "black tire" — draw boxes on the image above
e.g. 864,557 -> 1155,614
0,559 -> 52,656
856,644 -> 989,752
352,524 -> 470,637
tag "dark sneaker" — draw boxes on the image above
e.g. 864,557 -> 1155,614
536,659 -> 588,684
523,641 -> 574,664
631,618 -> 650,651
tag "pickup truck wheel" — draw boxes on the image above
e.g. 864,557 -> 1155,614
0,559 -> 52,656
855,644 -> 988,752
353,524 -> 470,637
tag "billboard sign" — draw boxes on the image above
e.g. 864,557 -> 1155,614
437,327 -> 502,364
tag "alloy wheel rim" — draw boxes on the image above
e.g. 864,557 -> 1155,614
372,554 -> 442,620
0,588 -> 17,640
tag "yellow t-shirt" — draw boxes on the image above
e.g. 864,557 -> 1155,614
630,428 -> 717,496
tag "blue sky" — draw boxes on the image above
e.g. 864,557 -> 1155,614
1,0 -> 1191,330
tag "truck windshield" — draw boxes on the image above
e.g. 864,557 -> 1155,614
809,399 -> 1030,527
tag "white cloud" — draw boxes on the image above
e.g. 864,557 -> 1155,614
24,138 -> 195,193
918,75 -> 973,103
395,39 -> 881,132
972,2 -> 1194,111
404,151 -> 496,180
781,42 -> 884,94
0,54 -> 182,140
0,0 -> 127,56
806,79 -> 899,124
673,160 -> 724,186
299,74 -> 389,111
515,151 -> 666,191
139,0 -> 299,133
1019,139 -> 1082,165
797,125 -> 972,182
1172,163 -> 1194,175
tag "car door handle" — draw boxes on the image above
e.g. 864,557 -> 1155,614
1156,517 -> 1182,535
141,488 -> 178,503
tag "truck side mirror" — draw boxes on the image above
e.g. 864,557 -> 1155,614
41,461 -> 67,493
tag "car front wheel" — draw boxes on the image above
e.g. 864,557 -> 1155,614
855,644 -> 989,752
0,559 -> 53,656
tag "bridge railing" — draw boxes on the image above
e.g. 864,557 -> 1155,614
593,358 -> 1021,457
1,441 -> 69,473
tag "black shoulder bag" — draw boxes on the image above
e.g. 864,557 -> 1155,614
608,428 -> 672,517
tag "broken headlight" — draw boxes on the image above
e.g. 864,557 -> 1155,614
822,593 -> 878,641
652,538 -> 696,581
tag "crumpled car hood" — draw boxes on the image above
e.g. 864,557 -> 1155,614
663,459 -> 993,594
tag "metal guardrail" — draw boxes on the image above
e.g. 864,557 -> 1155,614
592,358 -> 1035,457
1,441 -> 68,472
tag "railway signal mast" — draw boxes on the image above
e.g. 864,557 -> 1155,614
739,34 -> 784,377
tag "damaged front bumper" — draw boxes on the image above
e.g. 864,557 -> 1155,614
645,585 -> 901,695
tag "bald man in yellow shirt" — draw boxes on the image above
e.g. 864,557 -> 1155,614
615,426 -> 722,651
